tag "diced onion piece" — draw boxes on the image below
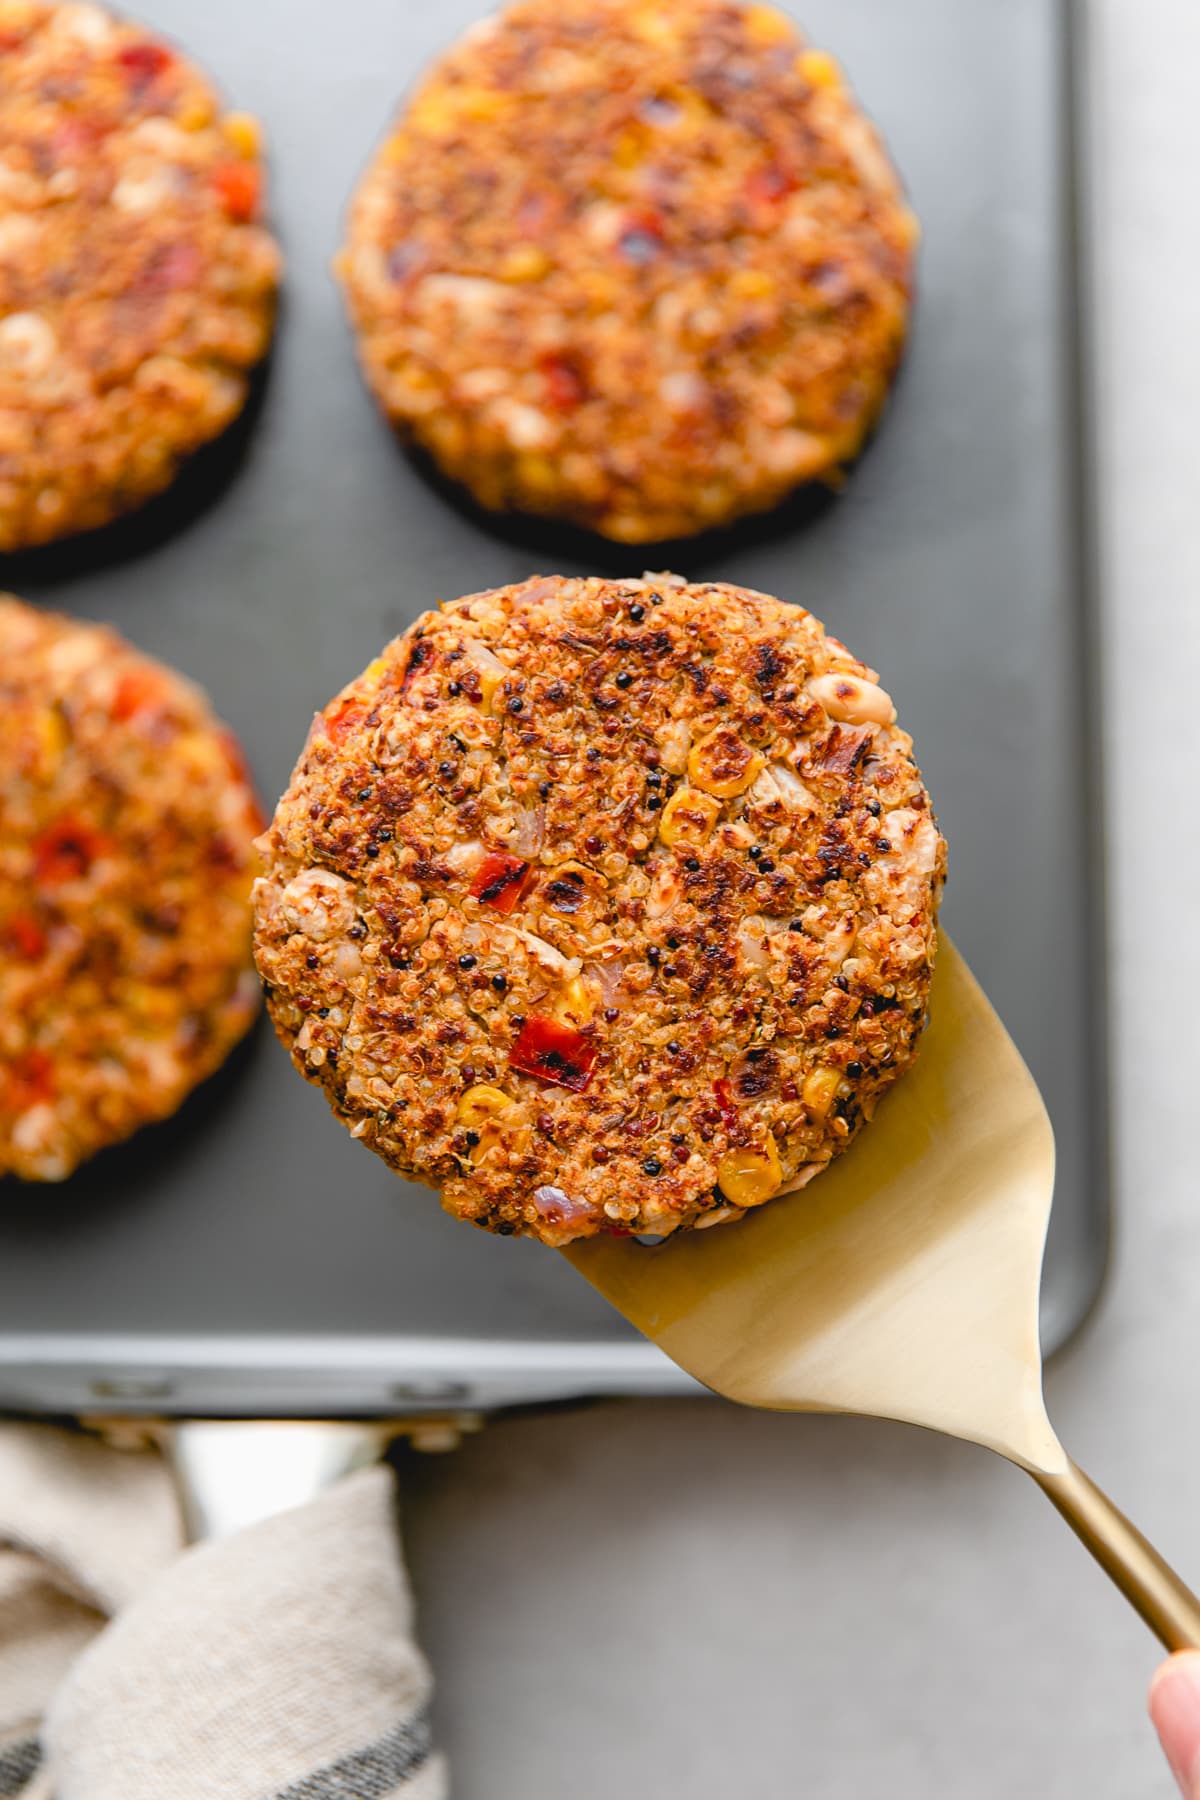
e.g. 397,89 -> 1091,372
509,928 -> 580,980
736,916 -> 773,968
646,858 -> 684,921
748,760 -> 816,814
461,638 -> 508,711
509,804 -> 545,858
444,838 -> 486,876
656,717 -> 692,774
694,1204 -> 747,1231
586,957 -> 626,1006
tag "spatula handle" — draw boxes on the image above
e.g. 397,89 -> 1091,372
1035,1459 -> 1200,1651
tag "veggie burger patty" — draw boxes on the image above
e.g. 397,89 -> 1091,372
0,596 -> 263,1181
0,0 -> 280,551
254,573 -> 945,1247
338,0 -> 916,543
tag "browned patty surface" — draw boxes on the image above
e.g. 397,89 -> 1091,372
339,0 -> 916,543
254,574 -> 944,1246
0,596 -> 263,1180
0,1 -> 280,550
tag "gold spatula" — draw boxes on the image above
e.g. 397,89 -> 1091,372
565,936 -> 1200,1650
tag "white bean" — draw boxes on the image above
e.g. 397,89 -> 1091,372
808,671 -> 896,726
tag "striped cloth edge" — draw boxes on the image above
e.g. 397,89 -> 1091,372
270,1711 -> 433,1800
0,1738 -> 41,1799
0,1427 -> 445,1800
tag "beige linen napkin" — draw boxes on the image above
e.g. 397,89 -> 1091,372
0,1423 -> 446,1800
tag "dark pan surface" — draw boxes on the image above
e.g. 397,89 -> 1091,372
0,0 -> 1107,1414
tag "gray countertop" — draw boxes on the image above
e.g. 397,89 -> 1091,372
397,3 -> 1200,1793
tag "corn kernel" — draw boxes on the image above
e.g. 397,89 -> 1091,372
409,93 -> 457,134
657,785 -> 721,848
799,48 -> 841,89
476,664 -> 506,712
222,111 -> 262,158
0,1 -> 37,30
428,413 -> 468,462
458,1085 -> 514,1130
633,8 -> 678,46
501,245 -> 551,283
730,268 -> 775,300
178,93 -> 216,132
559,976 -> 596,1024
174,732 -> 225,779
578,270 -> 620,312
458,1085 -> 515,1165
688,730 -> 765,799
128,983 -> 177,1023
744,4 -> 794,45
363,658 -> 388,685
34,707 -> 67,771
516,453 -> 559,497
802,1066 -> 842,1119
897,207 -> 922,250
613,128 -> 645,169
717,1134 -> 783,1208
461,87 -> 512,121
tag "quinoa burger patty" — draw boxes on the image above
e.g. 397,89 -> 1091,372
338,0 -> 915,545
254,574 -> 944,1246
0,1 -> 280,551
0,597 -> 262,1181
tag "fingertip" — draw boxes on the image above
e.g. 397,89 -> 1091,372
1149,1652 -> 1200,1798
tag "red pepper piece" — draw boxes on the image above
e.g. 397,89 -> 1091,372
213,162 -> 262,223
810,724 -> 872,778
141,241 -> 203,293
4,913 -> 47,960
398,637 -> 433,696
470,852 -> 529,913
617,211 -> 665,264
539,351 -> 587,412
323,697 -> 368,746
510,1015 -> 596,1092
713,1077 -> 740,1130
117,40 -> 173,81
111,667 -> 168,721
51,117 -> 100,162
8,1048 -> 55,1111
33,820 -> 104,885
745,161 -> 796,211
216,728 -> 251,787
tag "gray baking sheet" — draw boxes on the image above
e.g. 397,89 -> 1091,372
0,0 -> 1107,1415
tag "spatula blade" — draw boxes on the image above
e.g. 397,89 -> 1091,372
565,938 -> 1061,1465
